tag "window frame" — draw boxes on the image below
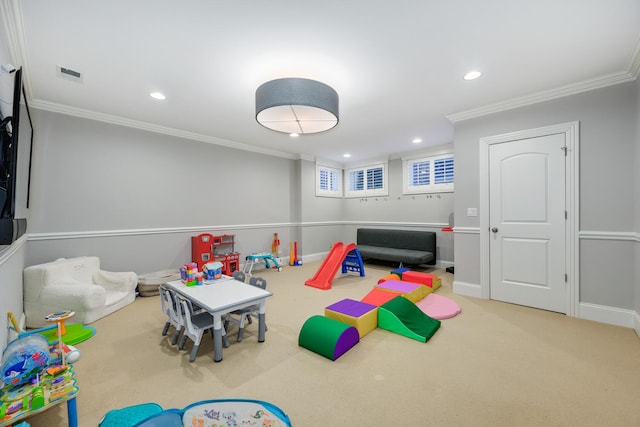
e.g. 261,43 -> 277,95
345,162 -> 388,198
403,153 -> 454,194
315,163 -> 343,198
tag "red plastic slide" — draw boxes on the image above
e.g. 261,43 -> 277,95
305,242 -> 357,290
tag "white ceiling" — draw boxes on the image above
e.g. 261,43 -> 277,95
3,0 -> 640,165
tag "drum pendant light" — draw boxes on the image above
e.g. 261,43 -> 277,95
256,78 -> 339,134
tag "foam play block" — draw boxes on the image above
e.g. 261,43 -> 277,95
361,287 -> 402,306
378,296 -> 441,343
375,280 -> 428,302
377,273 -> 400,284
416,293 -> 461,320
401,271 -> 441,290
390,267 -> 410,279
325,299 -> 378,338
298,315 -> 359,361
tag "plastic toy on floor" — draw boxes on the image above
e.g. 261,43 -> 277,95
99,399 -> 292,427
2,314 -> 80,426
243,252 -> 282,276
289,241 -> 302,266
6,312 -> 81,365
305,242 -> 364,290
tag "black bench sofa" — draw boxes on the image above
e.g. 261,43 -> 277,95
356,228 -> 436,266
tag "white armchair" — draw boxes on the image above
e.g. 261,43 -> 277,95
23,256 -> 138,328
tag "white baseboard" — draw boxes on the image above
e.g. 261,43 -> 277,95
438,260 -> 454,270
578,302 -> 635,328
451,284 -> 638,330
453,280 -> 482,298
301,252 -> 328,264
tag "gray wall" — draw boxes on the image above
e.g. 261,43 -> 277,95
635,77 -> 640,325
25,110 -> 300,272
453,81 -> 638,311
24,112 -> 455,271
341,156 -> 455,264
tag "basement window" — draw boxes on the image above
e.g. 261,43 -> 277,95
403,154 -> 454,194
345,162 -> 388,198
316,164 -> 342,197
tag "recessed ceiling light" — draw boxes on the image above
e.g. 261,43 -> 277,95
289,133 -> 299,137
412,138 -> 422,144
463,71 -> 482,81
150,92 -> 166,100
343,153 -> 351,158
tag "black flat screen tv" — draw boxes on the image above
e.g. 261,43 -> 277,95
0,66 -> 31,245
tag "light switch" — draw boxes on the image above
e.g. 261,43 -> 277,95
467,207 -> 478,217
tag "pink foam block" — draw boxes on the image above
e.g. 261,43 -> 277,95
415,293 -> 461,320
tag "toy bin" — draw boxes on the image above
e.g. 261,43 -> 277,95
203,262 -> 223,280
137,269 -> 181,296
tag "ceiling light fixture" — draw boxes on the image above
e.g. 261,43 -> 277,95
412,138 -> 422,144
463,71 -> 482,81
150,92 -> 166,100
256,77 -> 339,134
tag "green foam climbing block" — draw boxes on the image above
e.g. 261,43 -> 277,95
298,315 -> 359,360
378,296 -> 440,342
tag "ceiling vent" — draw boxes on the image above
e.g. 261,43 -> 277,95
56,65 -> 83,82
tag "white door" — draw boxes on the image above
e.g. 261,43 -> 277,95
489,133 -> 566,313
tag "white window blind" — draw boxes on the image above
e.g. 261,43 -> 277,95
345,163 -> 387,197
404,154 -> 454,194
316,164 -> 342,197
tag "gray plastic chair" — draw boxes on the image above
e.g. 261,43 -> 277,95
232,270 -> 246,282
177,295 -> 229,362
224,276 -> 267,342
160,287 -> 184,345
159,284 -> 172,336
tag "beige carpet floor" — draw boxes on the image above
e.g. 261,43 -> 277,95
24,260 -> 640,426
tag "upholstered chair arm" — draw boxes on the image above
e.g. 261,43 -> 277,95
40,281 -> 107,311
93,270 -> 138,293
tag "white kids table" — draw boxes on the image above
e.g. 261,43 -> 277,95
164,277 -> 272,362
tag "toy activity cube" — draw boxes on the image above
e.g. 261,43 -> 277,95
324,299 -> 378,338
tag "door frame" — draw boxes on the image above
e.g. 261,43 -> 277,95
479,121 -> 579,316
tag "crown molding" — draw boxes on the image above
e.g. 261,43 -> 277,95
628,36 -> 640,78
29,99 -> 299,160
447,70 -> 636,123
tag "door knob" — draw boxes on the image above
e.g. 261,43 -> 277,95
491,227 -> 499,233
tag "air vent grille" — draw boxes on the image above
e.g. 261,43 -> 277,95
57,65 -> 83,82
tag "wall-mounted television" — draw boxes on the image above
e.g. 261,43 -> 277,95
0,66 -> 31,245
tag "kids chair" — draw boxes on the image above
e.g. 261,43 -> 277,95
159,284 -> 174,337
23,256 -> 138,328
177,295 -> 229,362
232,270 -> 247,282
160,287 -> 185,345
224,276 -> 268,342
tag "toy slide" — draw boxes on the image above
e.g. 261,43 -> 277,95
305,242 -> 357,290
377,296 -> 441,343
